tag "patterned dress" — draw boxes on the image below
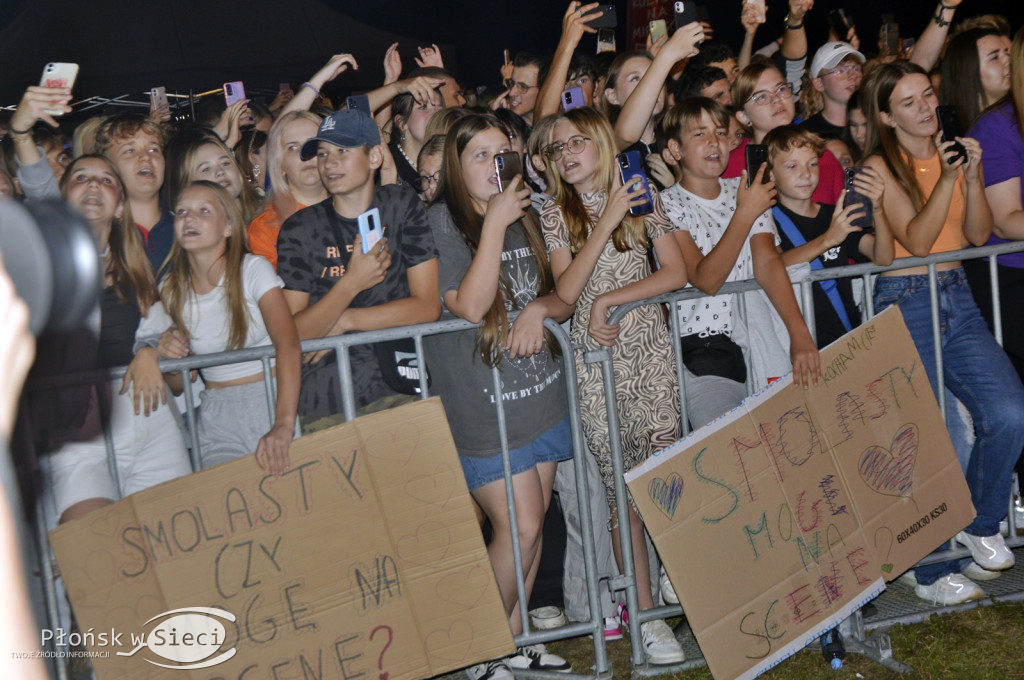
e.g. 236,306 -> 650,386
541,191 -> 681,506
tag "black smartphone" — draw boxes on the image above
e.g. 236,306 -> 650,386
844,167 -> 874,230
583,4 -> 617,28
494,152 -> 523,192
936,105 -> 968,165
827,9 -> 851,39
745,144 -> 770,187
616,151 -> 654,216
674,1 -> 698,31
346,94 -> 371,115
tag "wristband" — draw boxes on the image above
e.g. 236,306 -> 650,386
301,81 -> 320,98
934,2 -> 955,28
784,15 -> 804,29
8,125 -> 32,136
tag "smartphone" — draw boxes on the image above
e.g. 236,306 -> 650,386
583,4 -> 617,29
745,144 -> 770,187
503,49 -> 511,66
597,28 -> 616,53
279,82 -> 291,92
827,9 -> 851,40
936,105 -> 968,165
149,86 -> 168,112
40,63 -> 78,115
649,19 -> 668,46
844,168 -> 874,230
674,1 -> 698,30
561,87 -> 584,111
346,94 -> 371,114
358,207 -> 383,254
881,23 -> 901,57
494,152 -> 523,192
616,151 -> 654,216
743,0 -> 767,23
223,81 -> 246,107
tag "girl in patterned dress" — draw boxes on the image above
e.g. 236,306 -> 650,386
539,107 -> 688,664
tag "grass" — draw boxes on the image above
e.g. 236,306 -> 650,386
547,600 -> 1024,680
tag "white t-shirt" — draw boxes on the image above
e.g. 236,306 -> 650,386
137,254 -> 284,382
661,177 -> 778,337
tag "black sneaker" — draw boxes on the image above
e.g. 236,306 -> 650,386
506,644 -> 571,672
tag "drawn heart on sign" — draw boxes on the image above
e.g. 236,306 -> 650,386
881,563 -> 894,573
397,521 -> 451,567
858,423 -> 918,498
648,473 -> 684,519
435,566 -> 491,610
404,464 -> 457,508
365,422 -> 421,464
425,619 -> 474,662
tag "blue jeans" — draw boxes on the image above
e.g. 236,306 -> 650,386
874,269 -> 1024,585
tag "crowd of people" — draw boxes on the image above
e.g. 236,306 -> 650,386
5,1 -> 1024,677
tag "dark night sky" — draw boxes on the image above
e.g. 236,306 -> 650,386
1,0 -> 1023,105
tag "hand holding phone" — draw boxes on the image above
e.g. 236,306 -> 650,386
358,208 -> 383,254
561,87 -> 584,111
745,144 -> 770,187
649,19 -> 668,46
583,4 -> 617,28
616,151 -> 654,216
743,0 -> 766,23
495,152 -> 524,192
936,105 -> 968,165
223,81 -> 246,107
843,168 -> 874,229
39,63 -> 78,115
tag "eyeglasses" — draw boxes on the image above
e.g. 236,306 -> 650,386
505,79 -> 538,93
821,64 -> 863,80
746,83 -> 795,106
413,171 -> 440,193
543,135 -> 591,161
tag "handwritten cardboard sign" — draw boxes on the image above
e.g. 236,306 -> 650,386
50,398 -> 514,680
625,307 -> 974,680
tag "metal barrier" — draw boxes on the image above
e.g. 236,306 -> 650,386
17,240 -> 1024,679
21,315 -> 613,680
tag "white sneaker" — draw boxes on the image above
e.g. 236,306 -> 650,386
641,619 -> 685,665
914,573 -> 986,606
660,566 -> 679,605
506,644 -> 571,672
962,560 -> 1002,582
466,659 -> 514,680
955,531 -> 1015,571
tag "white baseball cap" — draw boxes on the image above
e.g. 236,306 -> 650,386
811,42 -> 866,78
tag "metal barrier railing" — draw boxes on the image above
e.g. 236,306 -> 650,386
21,316 -> 611,680
18,239 -> 1024,678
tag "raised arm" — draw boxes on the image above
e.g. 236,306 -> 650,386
281,53 -> 360,116
613,21 -> 706,150
738,10 -> 763,70
910,0 -> 961,72
535,2 -> 601,122
780,0 -> 813,60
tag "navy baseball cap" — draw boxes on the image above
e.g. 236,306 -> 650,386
300,109 -> 381,160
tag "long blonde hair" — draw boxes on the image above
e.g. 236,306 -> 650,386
162,181 -> 251,350
59,155 -> 157,315
265,111 -> 323,221
543,107 -> 646,254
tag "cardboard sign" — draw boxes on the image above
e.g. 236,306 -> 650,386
50,398 -> 514,680
625,308 -> 974,680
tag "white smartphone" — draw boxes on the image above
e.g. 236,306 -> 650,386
358,207 -> 383,254
39,62 -> 78,115
150,86 -> 168,111
743,0 -> 766,23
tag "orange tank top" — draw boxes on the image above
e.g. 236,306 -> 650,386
893,153 -> 965,259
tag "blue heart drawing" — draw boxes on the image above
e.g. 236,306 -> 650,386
648,473 -> 684,519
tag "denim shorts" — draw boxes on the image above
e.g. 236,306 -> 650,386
459,417 -> 573,491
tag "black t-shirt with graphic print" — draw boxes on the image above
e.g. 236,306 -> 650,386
276,183 -> 438,418
775,203 -> 864,347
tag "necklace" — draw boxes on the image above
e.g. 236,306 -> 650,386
396,141 -> 417,171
